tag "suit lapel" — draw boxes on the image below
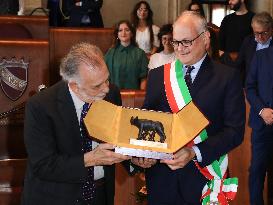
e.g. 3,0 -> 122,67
190,55 -> 213,98
57,81 -> 82,152
251,38 -> 257,55
266,47 -> 273,79
269,39 -> 273,47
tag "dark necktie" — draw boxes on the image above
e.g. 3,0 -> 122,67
184,65 -> 195,88
80,103 -> 95,203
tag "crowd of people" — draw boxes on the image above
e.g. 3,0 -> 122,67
17,0 -> 273,205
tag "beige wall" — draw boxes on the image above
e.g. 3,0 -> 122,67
101,0 -> 194,28
20,0 -> 273,26
101,0 -> 137,28
250,0 -> 273,14
101,0 -> 179,28
24,0 -> 42,14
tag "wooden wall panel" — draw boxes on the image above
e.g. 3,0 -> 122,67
49,28 -> 113,85
0,40 -> 49,114
0,16 -> 48,39
229,100 -> 251,205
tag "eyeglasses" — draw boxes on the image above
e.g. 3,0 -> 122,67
254,31 -> 270,37
171,31 -> 204,48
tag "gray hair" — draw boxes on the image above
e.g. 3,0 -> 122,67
175,10 -> 208,34
60,42 -> 104,83
252,12 -> 273,29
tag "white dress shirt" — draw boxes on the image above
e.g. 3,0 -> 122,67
183,54 -> 207,162
69,86 -> 104,180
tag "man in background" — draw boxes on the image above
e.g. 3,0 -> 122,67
237,12 -> 273,84
219,0 -> 254,66
62,0 -> 104,27
0,0 -> 19,15
246,46 -> 273,205
47,0 -> 63,26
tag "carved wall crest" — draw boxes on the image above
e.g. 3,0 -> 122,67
0,58 -> 29,101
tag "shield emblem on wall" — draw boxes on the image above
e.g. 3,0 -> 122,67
0,58 -> 29,101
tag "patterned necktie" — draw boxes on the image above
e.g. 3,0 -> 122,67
80,103 -> 95,203
184,65 -> 195,88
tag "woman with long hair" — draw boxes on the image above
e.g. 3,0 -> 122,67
148,24 -> 175,70
131,1 -> 159,55
105,20 -> 148,90
187,1 -> 220,60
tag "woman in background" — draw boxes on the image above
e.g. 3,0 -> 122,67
131,1 -> 160,56
105,20 -> 148,90
148,24 -> 175,70
187,1 -> 205,16
188,1 -> 220,60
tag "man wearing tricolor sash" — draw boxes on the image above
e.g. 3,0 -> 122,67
132,11 -> 245,205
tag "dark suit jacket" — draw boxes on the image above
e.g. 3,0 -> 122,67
63,0 -> 103,27
246,46 -> 273,130
236,34 -> 273,84
22,81 -> 120,205
0,0 -> 18,14
143,56 -> 245,204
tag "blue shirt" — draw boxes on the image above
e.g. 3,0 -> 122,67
256,37 -> 272,51
183,54 -> 207,83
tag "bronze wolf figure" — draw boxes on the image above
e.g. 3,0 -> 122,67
130,116 -> 166,143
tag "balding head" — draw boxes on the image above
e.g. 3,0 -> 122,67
60,42 -> 107,83
172,11 -> 210,65
174,11 -> 207,35
60,42 -> 109,103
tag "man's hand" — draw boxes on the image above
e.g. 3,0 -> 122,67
260,108 -> 273,125
160,147 -> 195,170
84,143 -> 131,167
219,50 -> 224,57
131,157 -> 157,168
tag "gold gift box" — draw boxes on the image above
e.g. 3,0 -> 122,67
84,100 -> 209,159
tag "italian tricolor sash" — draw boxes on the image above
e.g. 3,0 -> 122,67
164,60 -> 238,205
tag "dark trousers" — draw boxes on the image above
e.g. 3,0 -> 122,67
249,126 -> 273,205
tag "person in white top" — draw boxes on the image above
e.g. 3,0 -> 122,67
131,1 -> 160,55
148,24 -> 176,70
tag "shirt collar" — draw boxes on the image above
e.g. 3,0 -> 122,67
118,43 -> 132,52
68,85 -> 85,110
255,37 -> 272,46
184,53 -> 207,70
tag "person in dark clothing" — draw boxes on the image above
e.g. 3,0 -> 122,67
219,0 -> 254,66
187,0 -> 220,60
62,0 -> 104,27
21,43 -> 129,205
48,0 -> 63,26
246,46 -> 273,205
0,0 -> 19,15
132,11 -> 245,205
236,11 -> 273,84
